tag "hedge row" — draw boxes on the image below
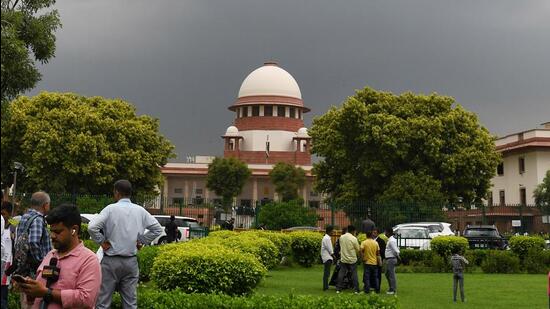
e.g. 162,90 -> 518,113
111,290 -> 398,309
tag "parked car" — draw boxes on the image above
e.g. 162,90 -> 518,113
149,215 -> 204,245
463,225 -> 507,250
80,213 -> 97,224
393,226 -> 431,250
394,222 -> 454,238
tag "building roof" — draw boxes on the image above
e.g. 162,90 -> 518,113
238,62 -> 302,99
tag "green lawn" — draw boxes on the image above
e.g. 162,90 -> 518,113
256,265 -> 547,309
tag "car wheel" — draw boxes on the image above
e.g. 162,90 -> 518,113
158,237 -> 167,245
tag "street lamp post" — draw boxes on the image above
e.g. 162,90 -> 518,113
11,162 -> 23,217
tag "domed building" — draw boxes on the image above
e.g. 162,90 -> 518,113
161,62 -> 320,227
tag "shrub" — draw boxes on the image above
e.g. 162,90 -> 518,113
289,231 -> 323,267
464,249 -> 489,267
523,248 -> 550,274
246,230 -> 292,259
399,249 -> 434,266
83,239 -> 99,252
430,254 -> 451,272
111,290 -> 398,309
207,230 -> 238,239
430,236 -> 468,257
80,223 -> 90,239
508,236 -> 546,260
137,245 -> 160,281
481,251 -> 520,273
151,242 -> 266,295
223,235 -> 280,269
257,201 -> 317,230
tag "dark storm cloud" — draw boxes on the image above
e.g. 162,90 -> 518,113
31,0 -> 550,160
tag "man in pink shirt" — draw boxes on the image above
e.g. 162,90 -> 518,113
18,204 -> 101,308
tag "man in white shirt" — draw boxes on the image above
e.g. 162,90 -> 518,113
320,225 -> 334,291
89,180 -> 163,309
384,227 -> 400,295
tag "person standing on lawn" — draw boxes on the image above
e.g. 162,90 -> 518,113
450,247 -> 469,302
384,227 -> 399,295
371,228 -> 386,289
165,215 -> 179,243
321,225 -> 335,291
336,225 -> 360,294
89,180 -> 163,309
361,230 -> 381,293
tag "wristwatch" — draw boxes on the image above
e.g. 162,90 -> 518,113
43,288 -> 53,303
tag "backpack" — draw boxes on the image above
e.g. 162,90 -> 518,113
9,213 -> 43,277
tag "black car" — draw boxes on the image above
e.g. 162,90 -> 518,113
463,225 -> 507,250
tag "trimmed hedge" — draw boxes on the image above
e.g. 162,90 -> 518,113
245,230 -> 292,259
83,239 -> 99,253
430,236 -> 468,257
508,236 -> 545,260
151,242 -> 266,295
137,245 -> 160,281
208,230 -> 238,239
481,251 -> 520,273
111,290 -> 398,309
223,235 -> 280,269
289,231 -> 323,267
523,247 -> 550,274
80,223 -> 90,239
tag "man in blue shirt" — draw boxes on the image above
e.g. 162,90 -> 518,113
89,180 -> 162,309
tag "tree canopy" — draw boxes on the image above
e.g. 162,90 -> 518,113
309,87 -> 501,205
534,169 -> 550,213
257,201 -> 317,230
206,157 -> 251,209
1,92 -> 175,195
1,0 -> 61,105
269,162 -> 306,202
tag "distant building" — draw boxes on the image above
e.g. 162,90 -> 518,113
160,62 -> 321,226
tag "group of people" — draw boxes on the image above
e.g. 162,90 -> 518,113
321,218 -> 471,302
321,221 -> 399,295
0,179 -> 163,309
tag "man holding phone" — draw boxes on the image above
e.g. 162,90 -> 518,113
17,204 -> 101,308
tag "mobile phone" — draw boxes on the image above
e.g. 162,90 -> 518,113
12,274 -> 27,283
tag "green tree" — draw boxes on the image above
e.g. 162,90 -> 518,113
309,87 -> 501,205
1,0 -> 61,105
269,162 -> 306,202
1,92 -> 175,195
206,157 -> 251,210
534,169 -> 550,214
257,201 -> 317,230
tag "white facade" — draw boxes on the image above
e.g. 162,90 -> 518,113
489,124 -> 550,205
239,130 -> 297,152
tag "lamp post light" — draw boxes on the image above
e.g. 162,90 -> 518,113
12,162 -> 23,217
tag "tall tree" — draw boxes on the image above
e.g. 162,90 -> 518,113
534,169 -> 550,214
1,0 -> 61,105
1,92 -> 175,195
269,162 -> 306,202
206,157 -> 251,210
309,87 -> 501,205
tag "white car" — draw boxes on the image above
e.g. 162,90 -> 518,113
80,213 -> 97,224
394,222 -> 454,238
149,215 -> 202,245
392,226 -> 431,250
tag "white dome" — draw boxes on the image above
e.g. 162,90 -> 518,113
225,126 -> 239,136
297,127 -> 309,137
238,62 -> 302,99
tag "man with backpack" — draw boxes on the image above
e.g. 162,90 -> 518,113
11,191 -> 52,308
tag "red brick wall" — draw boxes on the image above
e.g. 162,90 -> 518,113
235,117 -> 304,131
224,150 -> 311,165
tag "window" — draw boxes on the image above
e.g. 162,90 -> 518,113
277,106 -> 286,117
520,188 -> 526,205
309,201 -> 320,208
264,105 -> 273,116
172,198 -> 184,206
518,157 -> 525,174
195,188 -> 203,195
298,109 -> 302,119
174,188 -> 183,194
242,106 -> 248,117
228,140 -> 234,151
497,163 -> 504,176
252,105 -> 259,116
499,190 -> 505,206
487,192 -> 493,206
289,107 -> 296,118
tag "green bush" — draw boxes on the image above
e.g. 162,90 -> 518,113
481,251 -> 521,273
430,236 -> 468,257
246,230 -> 292,259
83,239 -> 99,252
207,230 -> 238,239
137,245 -> 160,281
430,254 -> 451,272
523,248 -> 550,274
289,231 -> 323,267
257,201 -> 317,230
151,242 -> 266,295
464,249 -> 489,267
508,236 -> 546,260
223,235 -> 280,269
80,223 -> 90,239
399,249 -> 434,266
76,195 -> 112,213
111,290 -> 398,309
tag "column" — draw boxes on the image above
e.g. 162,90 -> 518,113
252,178 -> 258,203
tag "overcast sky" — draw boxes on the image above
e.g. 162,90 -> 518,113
31,0 -> 550,161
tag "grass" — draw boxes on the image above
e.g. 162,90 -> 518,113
256,265 -> 547,309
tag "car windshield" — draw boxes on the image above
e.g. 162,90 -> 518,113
464,229 -> 498,237
426,225 -> 443,233
398,228 -> 428,238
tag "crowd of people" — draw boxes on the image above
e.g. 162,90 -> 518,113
0,179 -> 163,309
